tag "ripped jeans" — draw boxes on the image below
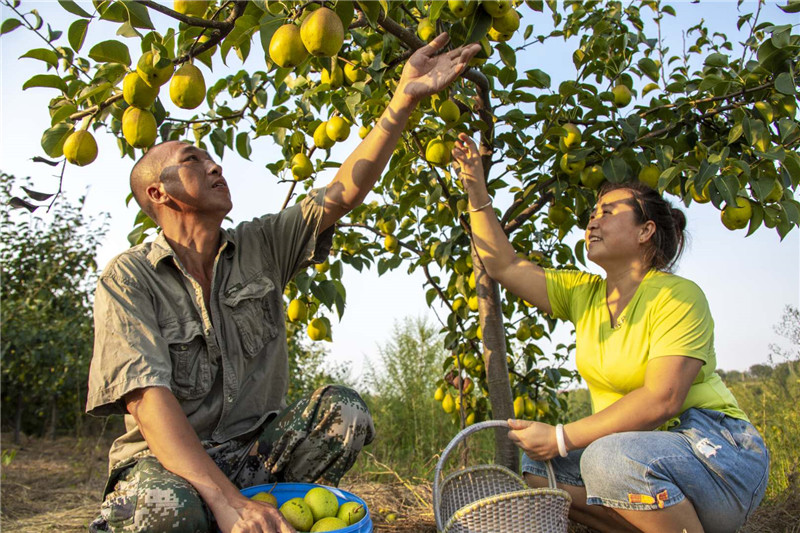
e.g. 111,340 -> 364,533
522,408 -> 769,533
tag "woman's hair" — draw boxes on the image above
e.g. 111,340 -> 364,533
598,181 -> 687,272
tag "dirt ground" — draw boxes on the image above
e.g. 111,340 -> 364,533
2,432 -> 798,533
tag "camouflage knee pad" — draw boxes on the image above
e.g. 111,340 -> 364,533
237,384 -> 375,487
90,456 -> 210,533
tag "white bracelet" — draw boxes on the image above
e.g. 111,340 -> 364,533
467,199 -> 492,212
555,423 -> 568,458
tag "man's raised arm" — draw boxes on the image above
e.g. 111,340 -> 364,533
318,33 -> 480,232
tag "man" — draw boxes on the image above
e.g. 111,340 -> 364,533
87,34 -> 479,533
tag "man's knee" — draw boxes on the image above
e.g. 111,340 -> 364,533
100,457 -> 209,533
310,385 -> 374,444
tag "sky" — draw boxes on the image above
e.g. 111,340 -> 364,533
1,1 -> 798,382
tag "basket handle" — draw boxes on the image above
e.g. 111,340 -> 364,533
433,420 -> 559,532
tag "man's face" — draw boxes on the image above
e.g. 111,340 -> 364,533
157,142 -> 232,218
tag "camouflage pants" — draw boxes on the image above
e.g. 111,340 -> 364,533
89,385 -> 374,533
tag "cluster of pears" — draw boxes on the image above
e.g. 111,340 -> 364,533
250,486 -> 366,532
313,115 -> 352,151
269,6 -> 345,69
424,95 -> 463,167
513,393 -> 551,420
286,296 -> 329,342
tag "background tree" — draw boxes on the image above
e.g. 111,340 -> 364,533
3,0 -> 798,470
0,172 -> 108,444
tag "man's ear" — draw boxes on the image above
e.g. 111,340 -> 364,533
146,181 -> 168,207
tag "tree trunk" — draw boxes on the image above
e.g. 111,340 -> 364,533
14,391 -> 24,445
47,396 -> 58,441
472,247 -> 517,472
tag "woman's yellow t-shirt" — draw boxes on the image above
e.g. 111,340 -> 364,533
545,268 -> 748,424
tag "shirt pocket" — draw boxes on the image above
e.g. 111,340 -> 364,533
222,273 -> 278,357
163,319 -> 212,401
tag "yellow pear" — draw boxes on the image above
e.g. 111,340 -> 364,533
280,498 -> 314,531
269,24 -> 308,68
122,107 -> 157,148
492,9 -> 520,33
287,299 -> 307,322
136,51 -> 174,88
344,62 -> 366,84
425,138 -> 451,167
169,63 -> 205,109
438,99 -> 460,124
173,0 -> 209,17
358,124 -> 372,139
558,123 -> 582,152
483,0 -> 512,17
251,491 -> 278,506
720,197 -> 752,230
304,487 -> 339,522
63,130 -> 98,166
580,164 -> 604,189
448,0 -> 476,17
337,501 -> 366,526
384,234 -> 399,253
123,71 -> 159,108
417,18 -> 437,42
313,122 -> 335,149
612,84 -> 632,107
311,517 -> 348,532
300,7 -> 344,58
307,318 -> 328,341
638,164 -> 660,188
291,153 -> 313,180
326,116 -> 351,142
320,62 -> 344,87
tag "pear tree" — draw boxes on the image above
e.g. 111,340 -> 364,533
3,0 -> 799,469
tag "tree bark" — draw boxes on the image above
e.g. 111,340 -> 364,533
14,391 -> 23,445
47,396 -> 58,441
472,248 -> 518,472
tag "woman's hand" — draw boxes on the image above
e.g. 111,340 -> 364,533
507,419 -> 560,461
452,133 -> 484,190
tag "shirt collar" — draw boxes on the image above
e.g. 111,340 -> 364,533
146,229 -> 236,269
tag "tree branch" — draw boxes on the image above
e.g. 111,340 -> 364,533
134,0 -> 237,29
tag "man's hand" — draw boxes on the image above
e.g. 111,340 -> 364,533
217,496 -> 295,533
396,33 -> 481,104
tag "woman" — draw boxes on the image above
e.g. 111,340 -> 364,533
451,133 -> 769,533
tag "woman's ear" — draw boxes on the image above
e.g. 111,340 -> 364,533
639,220 -> 656,243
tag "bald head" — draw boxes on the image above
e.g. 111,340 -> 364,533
129,141 -> 188,223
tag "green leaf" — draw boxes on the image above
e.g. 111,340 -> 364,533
715,174 -> 741,205
116,21 -> 139,38
774,72 -> 796,95
1,18 -> 22,34
236,132 -> 251,160
20,48 -> 59,68
465,8 -> 493,44
259,14 -> 283,59
122,0 -> 155,29
429,0 -> 446,21
58,0 -> 91,18
728,122 -> 743,144
68,19 -> 89,52
497,43 -> 516,69
88,40 -> 131,66
602,157 -> 629,183
779,0 -> 800,13
22,74 -> 68,93
637,57 -> 659,82
358,1 -> 381,28
334,0 -> 354,29
781,199 -> 800,225
704,53 -> 728,67
525,69 -> 551,88
41,122 -> 74,158
51,103 -> 77,126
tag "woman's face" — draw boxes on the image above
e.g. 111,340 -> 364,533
585,189 -> 652,268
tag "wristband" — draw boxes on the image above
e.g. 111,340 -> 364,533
467,199 -> 492,212
555,423 -> 568,458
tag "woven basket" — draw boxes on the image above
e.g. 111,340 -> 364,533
433,420 -> 571,533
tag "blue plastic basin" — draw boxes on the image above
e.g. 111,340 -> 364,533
240,482 -> 372,533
